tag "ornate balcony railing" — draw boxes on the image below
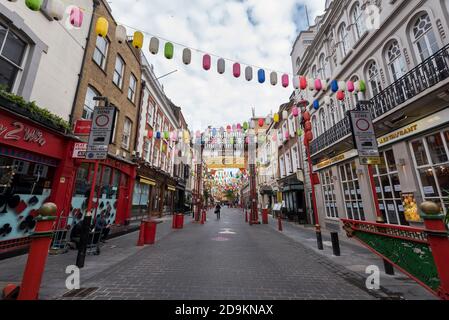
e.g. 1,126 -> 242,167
310,43 -> 449,155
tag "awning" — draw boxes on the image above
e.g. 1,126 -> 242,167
139,177 -> 156,186
167,185 -> 176,191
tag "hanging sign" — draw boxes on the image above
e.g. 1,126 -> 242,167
73,119 -> 92,136
72,142 -> 87,159
86,106 -> 116,160
348,110 -> 380,165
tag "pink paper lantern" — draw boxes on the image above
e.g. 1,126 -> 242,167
347,81 -> 355,93
282,74 -> 289,88
292,106 -> 299,117
315,79 -> 322,91
70,7 -> 84,28
284,131 -> 289,140
237,123 -> 242,131
233,63 -> 241,78
203,54 -> 211,71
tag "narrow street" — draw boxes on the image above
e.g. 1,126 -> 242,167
59,208 -> 376,300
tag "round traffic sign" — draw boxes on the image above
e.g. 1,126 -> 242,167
356,118 -> 370,131
95,114 -> 110,127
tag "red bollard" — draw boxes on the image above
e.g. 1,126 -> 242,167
144,221 -> 157,245
262,209 -> 269,224
172,214 -> 177,229
17,203 -> 57,300
203,210 -> 207,222
176,214 -> 184,229
200,211 -> 205,225
278,215 -> 283,231
137,220 -> 146,246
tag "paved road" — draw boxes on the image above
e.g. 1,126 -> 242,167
60,208 -> 379,300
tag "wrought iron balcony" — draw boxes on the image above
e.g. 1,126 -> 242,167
310,43 -> 449,156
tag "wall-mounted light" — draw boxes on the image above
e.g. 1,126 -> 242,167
397,158 -> 406,167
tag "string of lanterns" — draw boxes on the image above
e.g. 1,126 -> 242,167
15,0 -> 368,97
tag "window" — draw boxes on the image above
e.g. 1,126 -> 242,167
328,99 -> 338,127
367,61 -> 382,97
386,41 -> 407,81
292,146 -> 300,170
339,161 -> 365,220
122,118 -> 132,149
412,13 -> 439,61
279,155 -> 285,177
143,138 -> 151,162
0,23 -> 28,91
93,36 -> 109,70
113,55 -> 125,88
319,54 -> 327,80
373,150 -> 407,225
410,130 -> 449,215
320,168 -> 338,219
285,151 -> 292,175
128,73 -> 137,102
147,101 -> 155,126
311,65 -> 317,79
288,115 -> 296,136
319,108 -> 327,134
352,3 -> 366,41
339,23 -> 350,58
82,86 -> 99,119
312,115 -> 319,138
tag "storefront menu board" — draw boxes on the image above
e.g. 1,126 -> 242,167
86,107 -> 116,160
348,110 -> 380,165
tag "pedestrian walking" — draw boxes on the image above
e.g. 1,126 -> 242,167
215,203 -> 221,220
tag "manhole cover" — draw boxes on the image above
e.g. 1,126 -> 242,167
211,236 -> 230,241
63,287 -> 98,298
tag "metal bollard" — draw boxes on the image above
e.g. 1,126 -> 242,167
316,226 -> 324,251
383,259 -> 395,275
330,232 -> 341,256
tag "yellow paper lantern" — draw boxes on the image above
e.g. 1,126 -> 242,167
95,17 -> 109,38
132,31 -> 144,49
273,113 -> 280,123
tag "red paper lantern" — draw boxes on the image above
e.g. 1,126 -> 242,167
304,121 -> 312,131
299,76 -> 307,90
303,136 -> 309,147
336,90 -> 345,101
148,130 -> 154,138
258,118 -> 264,127
303,111 -> 311,122
306,131 -> 313,142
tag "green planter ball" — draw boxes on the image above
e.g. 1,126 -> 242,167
164,42 -> 174,59
26,0 -> 43,11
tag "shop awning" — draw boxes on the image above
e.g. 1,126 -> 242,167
167,185 -> 176,191
140,177 -> 156,186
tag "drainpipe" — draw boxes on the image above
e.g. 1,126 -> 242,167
69,0 -> 99,127
134,80 -> 146,157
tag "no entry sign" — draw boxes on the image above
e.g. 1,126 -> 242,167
348,110 -> 380,165
86,106 -> 116,160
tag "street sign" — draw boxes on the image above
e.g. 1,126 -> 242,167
72,142 -> 87,159
73,119 -> 92,136
86,106 -> 116,160
348,110 -> 379,165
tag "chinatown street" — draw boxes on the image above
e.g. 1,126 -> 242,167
1,207 -> 433,300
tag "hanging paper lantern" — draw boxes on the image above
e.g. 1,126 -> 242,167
303,111 -> 311,121
293,76 -> 299,89
313,100 -> 320,110
315,79 -> 322,91
250,120 -> 256,129
245,66 -> 253,81
354,81 -> 361,92
150,37 -> 160,54
148,130 -> 154,139
203,54 -> 211,71
284,131 -> 290,140
95,17 -> 109,38
306,131 -> 313,142
258,118 -> 264,127
322,80 -> 328,91
282,74 -> 289,88
297,128 -> 303,137
182,48 -> 192,65
270,72 -> 278,86
236,123 -> 242,132
347,81 -> 355,93
266,115 -> 272,125
164,42 -> 174,59
258,69 -> 266,83
26,0 -> 43,11
304,136 -> 309,147
359,80 -> 366,92
304,121 -> 312,131
336,91 -> 345,101
272,134 -> 277,142
273,113 -> 280,123
132,31 -> 144,49
233,63 -> 241,78
331,80 -> 339,93
299,76 -> 307,90
226,125 -> 231,133
156,132 -> 161,139
45,0 -> 64,21
282,110 -> 288,120
292,106 -> 299,117
217,58 -> 225,74
324,96 -> 331,105
70,7 -> 84,28
338,81 -> 347,91
212,128 -> 217,136
163,131 -> 169,139
243,122 -> 249,131
308,78 -> 315,91
115,25 -> 127,44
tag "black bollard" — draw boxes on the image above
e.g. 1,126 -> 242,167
330,232 -> 341,256
383,259 -> 395,275
316,231 -> 324,250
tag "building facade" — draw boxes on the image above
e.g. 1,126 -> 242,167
291,0 -> 449,233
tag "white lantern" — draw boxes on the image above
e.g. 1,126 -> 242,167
308,78 -> 315,91
217,58 -> 226,74
282,110 -> 288,120
265,115 -> 272,125
45,0 -> 65,21
270,72 -> 278,86
182,48 -> 191,65
321,80 -> 328,91
338,81 -> 347,91
354,81 -> 361,92
149,37 -> 159,54
115,25 -> 127,44
293,77 -> 299,89
245,66 -> 253,81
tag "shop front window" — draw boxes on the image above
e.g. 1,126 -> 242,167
320,168 -> 338,219
339,161 -> 364,221
374,150 -> 407,225
411,130 -> 449,215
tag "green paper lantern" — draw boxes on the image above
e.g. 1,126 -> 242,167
164,131 -> 169,139
164,42 -> 174,59
297,128 -> 303,137
243,122 -> 248,131
26,0 -> 43,11
359,80 -> 366,93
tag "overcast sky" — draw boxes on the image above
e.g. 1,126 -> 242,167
109,0 -> 326,131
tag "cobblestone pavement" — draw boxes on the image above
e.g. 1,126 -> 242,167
59,208 -> 386,300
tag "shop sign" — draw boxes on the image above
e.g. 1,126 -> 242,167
314,149 -> 358,171
0,121 -> 46,146
74,119 -> 92,136
348,110 -> 379,165
86,107 -> 116,160
72,142 -> 87,159
377,108 -> 449,147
